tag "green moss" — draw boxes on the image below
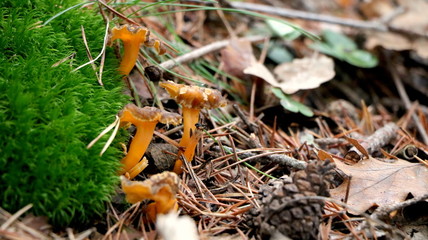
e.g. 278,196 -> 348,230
0,0 -> 128,226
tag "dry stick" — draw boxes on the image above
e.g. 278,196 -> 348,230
314,137 -> 346,146
353,193 -> 428,238
97,0 -> 139,25
228,1 -> 428,38
345,122 -> 399,161
372,192 -> 428,221
230,2 -> 386,30
159,35 -> 266,70
391,67 -> 428,145
0,206 -> 49,240
212,145 -> 307,169
0,204 -> 32,230
67,228 -> 76,240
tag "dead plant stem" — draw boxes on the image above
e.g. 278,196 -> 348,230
228,1 -> 428,38
159,35 -> 266,70
391,66 -> 428,144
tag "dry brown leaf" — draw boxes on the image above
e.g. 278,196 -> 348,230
365,32 -> 412,51
221,39 -> 277,84
318,149 -> 334,161
413,38 -> 428,59
243,61 -> 277,86
330,157 -> 428,214
364,0 -> 428,58
220,39 -> 255,79
359,0 -> 395,19
273,55 -> 335,94
393,0 -> 428,35
220,38 -> 279,102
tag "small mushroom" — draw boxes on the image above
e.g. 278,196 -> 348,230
119,104 -> 181,177
159,81 -> 227,173
120,171 -> 180,221
111,25 -> 166,75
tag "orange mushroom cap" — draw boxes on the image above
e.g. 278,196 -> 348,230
121,172 -> 180,221
111,25 -> 166,75
111,25 -> 148,44
119,104 -> 182,126
159,81 -> 227,174
118,104 -> 182,176
159,81 -> 227,110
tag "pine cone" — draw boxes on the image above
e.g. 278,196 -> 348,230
247,160 -> 335,240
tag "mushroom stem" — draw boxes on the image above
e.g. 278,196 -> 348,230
119,40 -> 142,75
159,81 -> 227,174
172,107 -> 200,173
120,121 -> 156,174
180,107 -> 200,148
173,127 -> 202,173
120,172 -> 180,222
128,157 -> 149,179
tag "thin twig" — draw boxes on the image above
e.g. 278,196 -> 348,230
230,2 -> 386,30
390,66 -> 428,145
97,0 -> 139,25
345,122 -> 399,161
159,35 -> 266,70
0,204 -> 33,230
371,193 -> 428,221
228,1 -> 428,38
212,145 -> 307,169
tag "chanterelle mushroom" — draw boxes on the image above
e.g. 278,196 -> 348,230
121,171 -> 180,221
111,25 -> 166,75
119,104 -> 181,178
159,81 -> 227,173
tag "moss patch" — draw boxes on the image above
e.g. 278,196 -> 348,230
0,0 -> 128,226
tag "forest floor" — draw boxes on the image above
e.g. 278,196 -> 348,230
2,0 -> 428,239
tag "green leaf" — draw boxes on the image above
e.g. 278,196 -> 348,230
271,87 -> 286,98
272,88 -> 314,117
280,99 -> 299,113
322,30 -> 357,50
266,43 -> 294,64
266,19 -> 302,40
291,100 -> 314,117
344,50 -> 378,68
311,31 -> 378,68
310,42 -> 344,59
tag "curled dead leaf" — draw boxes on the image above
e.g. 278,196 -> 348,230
273,55 -> 335,94
220,39 -> 254,79
330,157 -> 428,214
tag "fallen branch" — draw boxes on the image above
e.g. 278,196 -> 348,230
345,122 -> 399,161
159,35 -> 266,70
212,145 -> 307,170
228,1 -> 428,38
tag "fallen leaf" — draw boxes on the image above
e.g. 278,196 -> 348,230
220,39 -> 277,86
364,0 -> 428,59
220,39 -> 254,79
318,149 -> 334,161
344,136 -> 369,160
243,61 -> 277,86
392,0 -> 428,35
365,32 -> 412,51
359,0 -> 394,18
413,38 -> 428,59
220,38 -> 280,102
273,55 -> 335,94
330,157 -> 428,214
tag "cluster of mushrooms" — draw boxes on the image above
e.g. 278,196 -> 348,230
99,24 -> 227,221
